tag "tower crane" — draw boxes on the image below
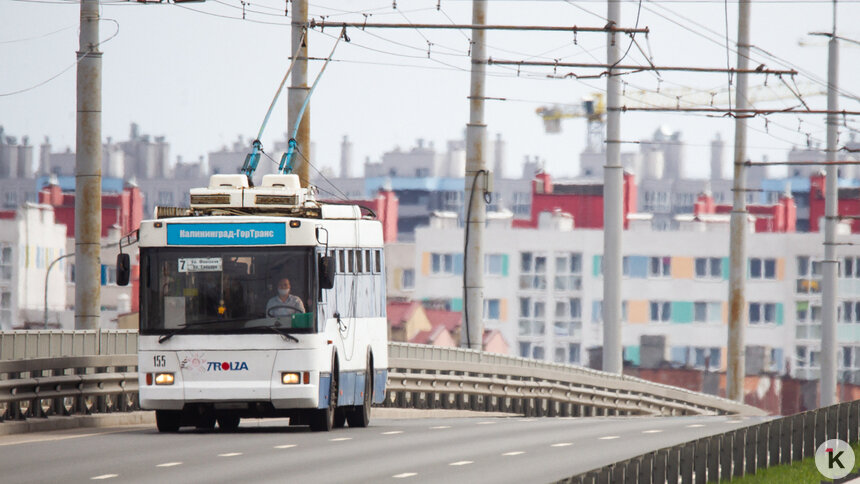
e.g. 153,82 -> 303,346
536,83 -> 825,151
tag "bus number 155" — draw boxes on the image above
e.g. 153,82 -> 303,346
153,355 -> 166,368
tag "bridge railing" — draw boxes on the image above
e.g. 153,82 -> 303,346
0,331 -> 765,426
557,399 -> 860,483
386,343 -> 764,417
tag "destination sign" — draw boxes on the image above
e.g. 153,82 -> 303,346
178,258 -> 222,273
166,223 -> 286,246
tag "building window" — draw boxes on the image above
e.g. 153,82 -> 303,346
649,257 -> 671,277
401,269 -> 414,290
518,297 -> 545,336
485,254 -> 506,276
650,301 -> 671,322
553,298 -> 582,339
519,252 -> 547,290
554,346 -> 566,364
568,343 -> 581,364
843,257 -> 860,279
841,301 -> 860,323
431,253 -> 461,275
693,301 -> 722,323
0,245 -> 12,281
554,253 -> 583,291
796,256 -> 822,294
749,302 -> 777,324
694,257 -> 722,279
484,298 -> 501,321
749,257 -> 777,280
693,347 -> 721,370
0,290 -> 10,327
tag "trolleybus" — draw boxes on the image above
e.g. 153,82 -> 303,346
130,173 -> 388,432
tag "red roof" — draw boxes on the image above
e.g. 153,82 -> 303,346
424,308 -> 462,331
410,325 -> 449,345
387,301 -> 421,328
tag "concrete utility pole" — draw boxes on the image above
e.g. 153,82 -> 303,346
75,0 -> 102,330
602,0 -> 623,374
462,0 -> 488,350
288,0 -> 310,185
820,0 -> 840,407
727,0 -> 751,402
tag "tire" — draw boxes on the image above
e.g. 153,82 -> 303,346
196,413 -> 216,430
311,362 -> 338,432
334,408 -> 347,428
346,360 -> 373,428
156,410 -> 181,433
217,414 -> 240,432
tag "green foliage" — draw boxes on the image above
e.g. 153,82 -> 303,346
719,442 -> 860,484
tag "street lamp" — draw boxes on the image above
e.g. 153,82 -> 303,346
44,252 -> 75,329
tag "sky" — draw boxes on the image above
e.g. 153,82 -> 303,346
1,0 -> 859,181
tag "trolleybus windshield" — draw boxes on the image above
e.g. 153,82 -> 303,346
140,247 -> 316,335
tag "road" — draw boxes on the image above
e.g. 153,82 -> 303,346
0,411 -> 769,483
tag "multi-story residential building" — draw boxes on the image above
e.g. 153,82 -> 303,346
0,203 -> 68,329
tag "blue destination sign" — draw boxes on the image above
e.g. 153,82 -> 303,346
167,223 -> 286,246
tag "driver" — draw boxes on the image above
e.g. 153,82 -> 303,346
266,277 -> 306,318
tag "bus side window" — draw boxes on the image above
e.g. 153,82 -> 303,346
347,249 -> 354,273
355,249 -> 363,273
365,250 -> 372,274
337,249 -> 345,273
375,249 -> 382,273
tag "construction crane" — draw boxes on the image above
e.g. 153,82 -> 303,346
535,93 -> 606,151
536,83 -> 825,151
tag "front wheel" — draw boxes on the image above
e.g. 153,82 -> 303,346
310,368 -> 338,432
346,361 -> 373,428
156,410 -> 181,433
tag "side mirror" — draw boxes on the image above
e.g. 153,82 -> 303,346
319,255 -> 335,290
116,253 -> 130,287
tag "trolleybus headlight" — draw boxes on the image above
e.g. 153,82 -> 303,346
154,373 -> 175,385
282,372 -> 301,384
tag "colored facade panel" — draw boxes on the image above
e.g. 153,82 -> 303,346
722,301 -> 728,324
500,298 -> 508,321
722,257 -> 730,280
421,252 -> 430,275
776,303 -> 784,325
453,254 -> 463,275
627,300 -> 649,324
628,256 -> 648,279
624,346 -> 641,366
502,254 -> 509,277
671,257 -> 694,279
450,298 -> 463,312
593,255 -> 602,278
671,301 -> 694,323
777,258 -> 785,281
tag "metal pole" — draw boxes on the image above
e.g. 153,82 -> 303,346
727,0 -> 751,402
602,0 -> 623,374
821,1 -> 840,407
462,0 -> 487,351
44,253 -> 75,328
75,0 -> 101,330
288,0 -> 310,185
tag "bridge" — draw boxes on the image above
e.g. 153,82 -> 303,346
5,330 -> 854,482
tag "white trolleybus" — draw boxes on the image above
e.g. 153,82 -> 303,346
132,173 -> 388,432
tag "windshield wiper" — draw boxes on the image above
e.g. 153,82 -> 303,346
157,318 -> 248,344
247,325 -> 300,343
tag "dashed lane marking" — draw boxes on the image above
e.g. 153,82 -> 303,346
477,421 -> 497,425
392,473 -> 417,479
449,461 -> 473,466
330,437 -> 352,442
218,453 -> 243,457
642,429 -> 663,434
599,436 -> 620,440
382,431 -> 404,435
686,424 -> 706,428
551,442 -> 573,447
274,445 -> 297,449
156,462 -> 182,468
503,451 -> 525,456
90,475 -> 118,480
430,426 -> 451,430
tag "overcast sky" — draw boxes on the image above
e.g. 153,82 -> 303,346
2,0 -> 859,181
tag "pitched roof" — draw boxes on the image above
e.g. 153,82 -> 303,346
424,308 -> 462,331
387,301 -> 421,328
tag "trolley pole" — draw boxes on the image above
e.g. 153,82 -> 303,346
288,0 -> 310,185
602,0 -> 623,374
820,1 -> 840,407
462,0 -> 487,351
727,0 -> 751,402
75,0 -> 102,330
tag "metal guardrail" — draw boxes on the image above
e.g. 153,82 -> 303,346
0,332 -> 764,426
386,343 -> 765,417
556,399 -> 860,483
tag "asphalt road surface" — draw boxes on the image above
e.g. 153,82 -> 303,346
0,411 -> 769,483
